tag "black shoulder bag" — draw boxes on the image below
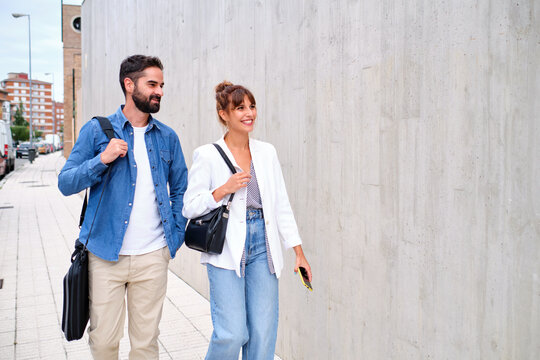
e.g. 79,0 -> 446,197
184,144 -> 237,254
62,116 -> 115,341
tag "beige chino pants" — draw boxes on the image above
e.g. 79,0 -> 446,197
88,247 -> 170,360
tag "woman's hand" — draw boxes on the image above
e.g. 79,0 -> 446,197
212,172 -> 252,202
293,245 -> 312,282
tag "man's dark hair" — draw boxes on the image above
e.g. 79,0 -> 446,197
119,55 -> 164,95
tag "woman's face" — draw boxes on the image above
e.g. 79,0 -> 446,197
220,95 -> 257,135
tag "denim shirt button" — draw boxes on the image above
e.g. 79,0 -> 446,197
128,203 -> 132,206
155,183 -> 158,187
159,202 -> 163,206
134,164 -> 137,167
124,220 -> 128,224
164,219 -> 167,223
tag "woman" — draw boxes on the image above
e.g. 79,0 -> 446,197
183,81 -> 312,360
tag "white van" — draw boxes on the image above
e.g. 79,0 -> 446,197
0,120 -> 15,176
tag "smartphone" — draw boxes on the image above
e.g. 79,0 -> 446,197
298,267 -> 313,291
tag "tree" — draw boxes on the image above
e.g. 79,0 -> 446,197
11,126 -> 29,142
13,102 -> 28,126
11,102 -> 30,142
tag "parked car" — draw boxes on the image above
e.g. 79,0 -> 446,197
0,120 -> 16,176
16,142 -> 38,158
37,143 -> 49,154
45,134 -> 61,151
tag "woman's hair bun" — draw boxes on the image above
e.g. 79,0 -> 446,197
215,81 -> 234,94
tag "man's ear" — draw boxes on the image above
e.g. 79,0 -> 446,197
124,77 -> 134,94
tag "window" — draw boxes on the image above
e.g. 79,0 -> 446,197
21,90 -> 26,94
72,16 -> 81,32
14,89 -> 19,94
14,97 -> 19,101
21,97 -> 26,102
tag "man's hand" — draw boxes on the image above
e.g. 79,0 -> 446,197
100,139 -> 128,164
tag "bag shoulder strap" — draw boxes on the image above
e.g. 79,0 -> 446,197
212,143 -> 238,205
212,144 -> 237,174
94,116 -> 115,140
78,116 -> 116,228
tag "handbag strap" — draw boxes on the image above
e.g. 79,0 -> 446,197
212,143 -> 238,206
80,116 -> 116,247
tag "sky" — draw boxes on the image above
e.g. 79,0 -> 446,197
0,0 -> 82,102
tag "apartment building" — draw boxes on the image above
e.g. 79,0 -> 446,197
53,101 -> 65,134
0,89 -> 9,122
1,72 -> 56,135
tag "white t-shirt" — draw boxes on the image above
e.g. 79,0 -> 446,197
120,125 -> 167,255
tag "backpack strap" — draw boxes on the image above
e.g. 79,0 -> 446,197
78,116 -> 116,229
94,116 -> 115,140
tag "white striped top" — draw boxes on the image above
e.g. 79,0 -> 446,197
241,161 -> 275,276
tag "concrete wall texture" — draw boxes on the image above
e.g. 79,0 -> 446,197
81,1 -> 539,359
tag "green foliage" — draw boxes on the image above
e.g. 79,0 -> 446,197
13,102 -> 28,126
34,129 -> 43,138
11,126 -> 29,142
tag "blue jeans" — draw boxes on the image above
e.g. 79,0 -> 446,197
205,209 -> 279,360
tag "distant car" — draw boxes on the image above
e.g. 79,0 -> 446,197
37,143 -> 49,154
16,142 -> 37,158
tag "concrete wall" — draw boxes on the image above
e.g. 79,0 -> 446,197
81,1 -> 539,359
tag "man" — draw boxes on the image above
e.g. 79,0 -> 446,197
58,55 -> 187,359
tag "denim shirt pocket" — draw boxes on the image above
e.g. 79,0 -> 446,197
160,150 -> 171,178
160,150 -> 171,164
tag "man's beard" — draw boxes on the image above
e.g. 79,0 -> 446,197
132,86 -> 161,113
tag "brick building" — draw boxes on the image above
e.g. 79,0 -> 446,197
0,88 -> 9,122
1,73 -> 56,135
62,4 -> 81,157
53,101 -> 65,135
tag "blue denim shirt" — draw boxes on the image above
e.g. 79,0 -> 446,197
58,106 -> 188,261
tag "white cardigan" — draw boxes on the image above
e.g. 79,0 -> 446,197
182,136 -> 302,278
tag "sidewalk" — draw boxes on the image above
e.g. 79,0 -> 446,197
0,152 -> 272,360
